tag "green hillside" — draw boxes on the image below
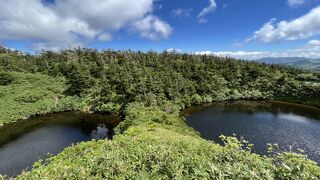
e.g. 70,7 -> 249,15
0,49 -> 319,179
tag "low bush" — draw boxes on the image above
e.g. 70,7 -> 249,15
0,71 -> 15,86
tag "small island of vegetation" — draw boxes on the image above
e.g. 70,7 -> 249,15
0,46 -> 320,179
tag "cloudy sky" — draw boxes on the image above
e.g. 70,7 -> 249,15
1,0 -> 320,59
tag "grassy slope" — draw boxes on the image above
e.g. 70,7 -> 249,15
15,103 -> 320,179
0,72 -> 80,125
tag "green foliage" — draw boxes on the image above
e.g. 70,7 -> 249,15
14,90 -> 44,103
1,49 -> 319,108
191,94 -> 203,104
273,153 -> 320,179
0,71 -> 15,85
64,61 -> 95,96
1,49 -> 319,178
0,72 -> 80,125
94,102 -> 122,114
17,104 -> 320,179
115,102 -> 198,137
267,143 -> 320,179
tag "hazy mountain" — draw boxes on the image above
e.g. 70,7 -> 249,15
256,57 -> 320,72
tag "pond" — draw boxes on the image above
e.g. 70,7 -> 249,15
0,112 -> 120,177
183,101 -> 320,163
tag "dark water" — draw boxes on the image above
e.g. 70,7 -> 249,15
183,101 -> 320,163
0,112 -> 120,177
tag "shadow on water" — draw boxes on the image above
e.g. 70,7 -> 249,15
0,112 -> 120,177
182,101 -> 320,163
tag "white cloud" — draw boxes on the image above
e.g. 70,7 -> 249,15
98,33 -> 113,42
172,8 -> 193,18
308,39 -> 320,46
194,51 -> 272,60
288,0 -> 305,7
194,50 -> 319,60
194,44 -> 320,60
165,48 -> 182,53
32,42 -> 84,52
52,0 -> 153,30
0,0 -> 171,50
132,15 -> 172,41
198,0 -> 217,23
248,6 -> 320,43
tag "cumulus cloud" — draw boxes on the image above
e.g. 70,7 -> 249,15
0,0 -> 172,50
132,15 -> 172,41
198,0 -> 217,23
248,6 -> 320,43
172,8 -> 193,18
288,0 -> 305,7
308,39 -> 320,46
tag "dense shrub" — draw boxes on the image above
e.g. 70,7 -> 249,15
0,71 -> 15,85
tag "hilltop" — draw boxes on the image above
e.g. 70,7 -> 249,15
257,57 -> 320,72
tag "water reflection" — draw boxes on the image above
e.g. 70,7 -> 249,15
183,101 -> 320,163
90,124 -> 110,139
0,112 -> 120,177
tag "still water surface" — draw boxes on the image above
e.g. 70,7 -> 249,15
184,101 -> 320,163
0,112 -> 120,177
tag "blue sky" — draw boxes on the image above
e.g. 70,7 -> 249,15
1,0 -> 320,59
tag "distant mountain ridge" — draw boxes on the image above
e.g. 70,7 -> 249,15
256,57 -> 320,72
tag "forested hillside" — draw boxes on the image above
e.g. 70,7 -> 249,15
1,48 -> 319,117
1,47 -> 320,179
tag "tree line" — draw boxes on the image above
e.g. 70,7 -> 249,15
1,47 -> 319,113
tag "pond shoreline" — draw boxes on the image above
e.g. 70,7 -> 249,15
184,100 -> 320,163
181,99 -> 320,117
0,109 -> 121,129
0,111 -> 121,177
2,98 -> 319,128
